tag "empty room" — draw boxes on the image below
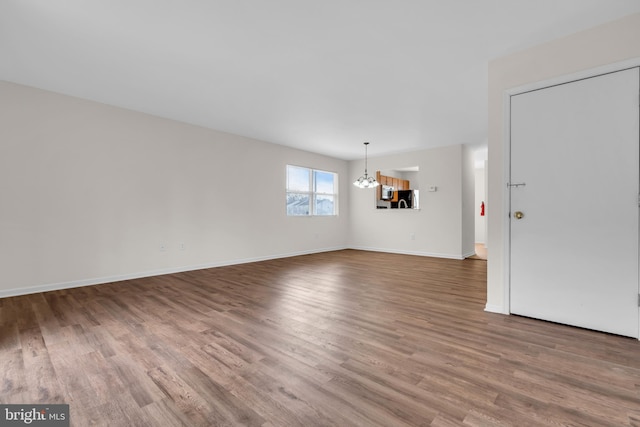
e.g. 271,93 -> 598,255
2,2 -> 640,426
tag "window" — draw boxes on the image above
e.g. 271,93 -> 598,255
286,165 -> 338,216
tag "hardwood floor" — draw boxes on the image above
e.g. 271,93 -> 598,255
1,249 -> 639,426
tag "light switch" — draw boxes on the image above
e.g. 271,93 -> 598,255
428,186 -> 437,192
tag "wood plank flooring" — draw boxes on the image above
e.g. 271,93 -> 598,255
1,249 -> 639,426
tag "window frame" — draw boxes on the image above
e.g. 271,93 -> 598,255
286,165 -> 338,216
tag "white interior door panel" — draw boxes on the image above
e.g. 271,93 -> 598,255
510,68 -> 639,338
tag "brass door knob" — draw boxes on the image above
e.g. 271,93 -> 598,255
514,211 -> 524,219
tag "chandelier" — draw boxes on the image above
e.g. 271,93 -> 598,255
353,142 -> 379,188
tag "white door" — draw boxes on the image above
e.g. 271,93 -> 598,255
510,67 -> 640,338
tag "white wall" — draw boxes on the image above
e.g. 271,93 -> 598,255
487,13 -> 640,313
348,145 -> 475,259
461,145 -> 475,257
474,166 -> 486,244
0,81 -> 349,296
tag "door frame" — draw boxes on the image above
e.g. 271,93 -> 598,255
502,58 -> 640,336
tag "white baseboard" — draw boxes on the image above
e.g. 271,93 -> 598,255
484,303 -> 507,314
0,246 -> 347,299
348,246 -> 467,260
1,246 -> 485,299
462,250 -> 476,258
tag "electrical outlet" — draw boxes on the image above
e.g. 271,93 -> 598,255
159,244 -> 167,252
410,233 -> 416,240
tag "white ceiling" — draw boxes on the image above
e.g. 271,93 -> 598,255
2,1 -> 640,160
